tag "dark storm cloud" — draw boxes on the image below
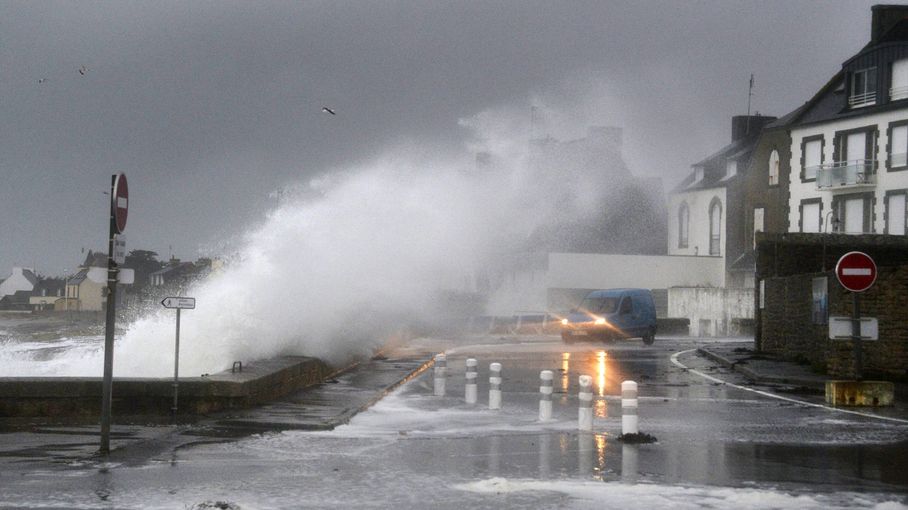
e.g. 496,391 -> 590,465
0,0 -> 880,274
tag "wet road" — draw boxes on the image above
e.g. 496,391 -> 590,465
1,335 -> 907,509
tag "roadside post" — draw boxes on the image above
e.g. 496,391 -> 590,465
433,354 -> 447,396
578,375 -> 593,431
465,358 -> 478,404
538,370 -> 554,421
488,362 -> 502,410
162,297 -> 196,416
100,173 -> 128,455
826,251 -> 893,407
834,251 -> 877,380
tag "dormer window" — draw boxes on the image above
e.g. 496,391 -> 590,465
695,166 -> 704,181
849,67 -> 877,108
892,59 -> 908,101
725,159 -> 737,179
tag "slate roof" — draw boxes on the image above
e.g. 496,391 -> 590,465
672,135 -> 762,194
785,18 -> 908,128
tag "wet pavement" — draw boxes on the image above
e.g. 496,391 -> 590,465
1,335 -> 907,509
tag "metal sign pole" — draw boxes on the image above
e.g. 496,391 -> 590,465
172,308 -> 181,416
853,293 -> 862,381
100,175 -> 118,454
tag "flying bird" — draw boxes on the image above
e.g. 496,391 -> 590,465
78,65 -> 88,76
37,78 -> 47,84
321,106 -> 336,115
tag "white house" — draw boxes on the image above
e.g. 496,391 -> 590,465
787,5 -> 908,237
0,267 -> 38,299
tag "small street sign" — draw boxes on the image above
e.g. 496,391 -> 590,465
112,173 -> 128,234
162,297 -> 196,309
113,235 -> 126,265
835,251 -> 877,292
829,316 -> 878,340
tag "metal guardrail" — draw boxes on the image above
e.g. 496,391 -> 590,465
816,160 -> 876,189
848,91 -> 877,108
891,86 -> 908,101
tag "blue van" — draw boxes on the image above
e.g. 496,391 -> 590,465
560,289 -> 657,345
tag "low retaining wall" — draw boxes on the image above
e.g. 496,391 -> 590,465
0,356 -> 333,421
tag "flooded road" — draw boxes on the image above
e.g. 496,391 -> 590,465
2,336 -> 906,509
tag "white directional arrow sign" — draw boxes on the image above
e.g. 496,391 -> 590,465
161,297 -> 195,309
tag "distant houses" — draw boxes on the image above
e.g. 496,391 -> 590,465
0,250 -> 221,313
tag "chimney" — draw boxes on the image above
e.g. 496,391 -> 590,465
731,115 -> 777,142
871,4 -> 908,44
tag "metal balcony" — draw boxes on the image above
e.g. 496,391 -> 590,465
816,160 -> 876,190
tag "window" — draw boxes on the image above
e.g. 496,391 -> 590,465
709,198 -> 722,255
753,207 -> 765,248
799,199 -> 822,233
678,202 -> 689,248
886,191 -> 907,235
832,193 -> 874,234
619,297 -> 632,315
725,159 -> 737,179
891,59 -> 908,101
889,122 -> 908,169
768,149 -> 779,185
759,280 -> 765,309
812,277 -> 828,325
849,67 -> 877,108
802,137 -> 822,181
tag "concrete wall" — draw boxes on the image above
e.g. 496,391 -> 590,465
0,356 -> 333,421
668,287 -> 754,337
546,253 -> 725,290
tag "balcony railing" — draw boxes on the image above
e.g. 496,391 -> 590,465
816,160 -> 877,190
891,85 -> 908,101
848,91 -> 877,108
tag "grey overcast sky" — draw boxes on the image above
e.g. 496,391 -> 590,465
0,0 -> 884,275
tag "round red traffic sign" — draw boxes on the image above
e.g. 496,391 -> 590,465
112,173 -> 128,234
835,251 -> 877,292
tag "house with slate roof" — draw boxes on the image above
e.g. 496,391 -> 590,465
784,5 -> 908,237
0,267 -> 38,304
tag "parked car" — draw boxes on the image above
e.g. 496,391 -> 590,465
560,288 -> 656,345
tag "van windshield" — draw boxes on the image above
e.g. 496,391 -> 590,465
578,296 -> 619,314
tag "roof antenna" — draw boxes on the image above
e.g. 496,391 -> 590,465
746,74 -> 755,134
530,105 -> 538,140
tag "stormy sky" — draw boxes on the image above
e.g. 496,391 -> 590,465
0,0 -> 882,276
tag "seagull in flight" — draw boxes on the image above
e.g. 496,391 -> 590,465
78,65 -> 88,76
37,78 -> 48,84
321,106 -> 336,115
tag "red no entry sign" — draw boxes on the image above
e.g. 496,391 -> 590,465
835,251 -> 877,292
112,173 -> 128,234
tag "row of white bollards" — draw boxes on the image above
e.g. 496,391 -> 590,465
433,354 -> 641,434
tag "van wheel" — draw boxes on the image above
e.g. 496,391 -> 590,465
642,329 -> 655,345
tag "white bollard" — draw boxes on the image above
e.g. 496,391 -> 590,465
539,370 -> 554,421
465,358 -> 478,404
578,375 -> 593,431
489,362 -> 502,410
433,354 -> 446,396
621,380 -> 638,435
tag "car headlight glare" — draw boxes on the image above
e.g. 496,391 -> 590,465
594,317 -> 606,325
561,318 -> 568,325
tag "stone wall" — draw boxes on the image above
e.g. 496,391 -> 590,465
761,265 -> 908,381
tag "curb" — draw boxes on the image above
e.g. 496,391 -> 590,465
696,348 -> 825,389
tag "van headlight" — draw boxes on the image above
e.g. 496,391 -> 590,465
561,318 -> 568,326
594,317 -> 606,325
